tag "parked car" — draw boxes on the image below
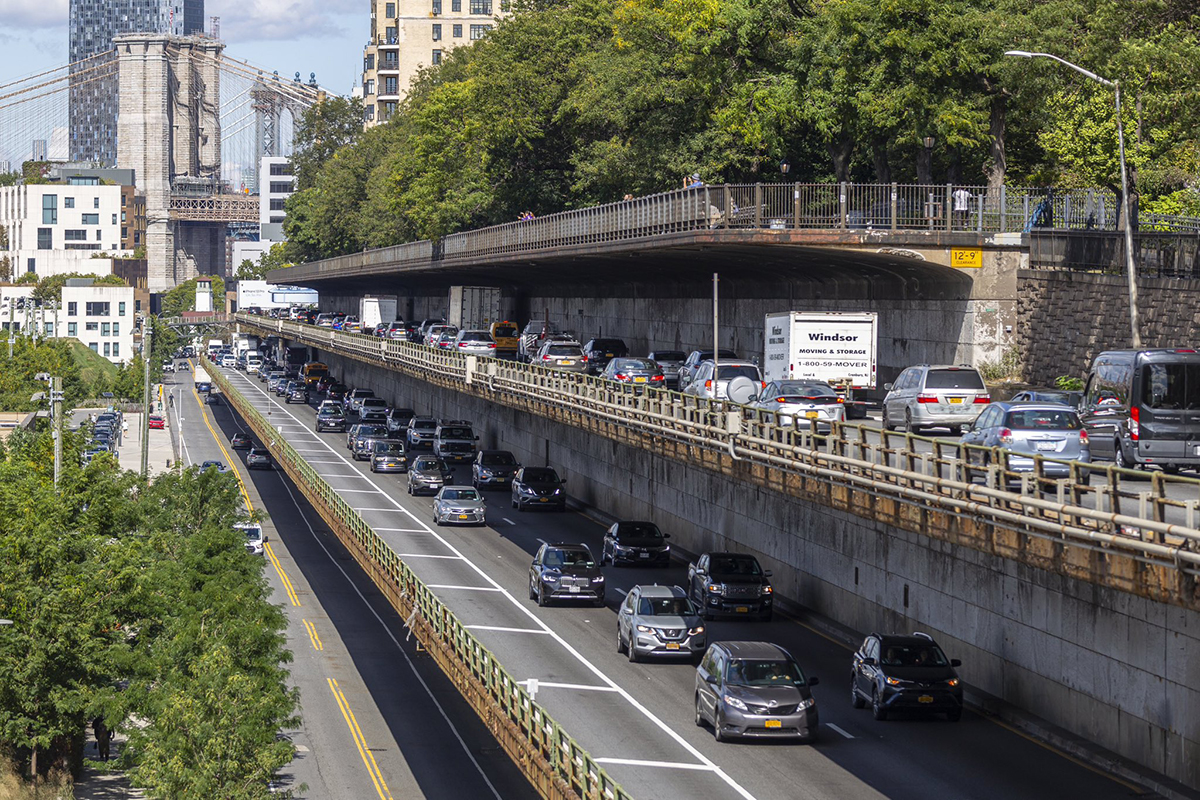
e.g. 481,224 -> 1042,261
315,402 -> 347,432
881,365 -> 989,434
407,455 -> 454,496
850,632 -> 962,721
359,397 -> 389,423
432,486 -> 487,526
471,450 -> 520,489
453,329 -> 497,356
433,421 -> 478,464
231,432 -> 253,449
386,407 -> 416,436
148,414 -> 166,430
407,416 -> 439,450
961,402 -> 1091,480
370,440 -> 408,473
535,341 -> 589,373
683,360 -> 763,401
748,380 -> 845,429
600,357 -> 665,391
246,446 -> 272,470
528,543 -> 605,607
511,466 -> 567,511
687,552 -> 773,621
648,350 -> 686,390
602,520 -> 671,567
582,338 -> 629,375
617,585 -> 705,662
695,641 -> 819,743
678,349 -> 738,391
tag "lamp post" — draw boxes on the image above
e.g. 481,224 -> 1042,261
1005,50 -> 1140,348
32,373 -> 62,491
779,158 -> 790,180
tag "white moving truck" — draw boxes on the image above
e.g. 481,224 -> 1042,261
194,367 -> 212,392
763,311 -> 878,419
448,286 -> 501,330
360,296 -> 399,332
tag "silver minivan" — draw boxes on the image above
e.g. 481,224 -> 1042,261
683,360 -> 763,401
960,402 -> 1090,479
882,365 -> 989,434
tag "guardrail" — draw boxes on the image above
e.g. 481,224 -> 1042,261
207,364 -> 632,800
216,313 -> 1200,583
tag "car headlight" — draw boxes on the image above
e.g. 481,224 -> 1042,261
707,583 -> 724,595
761,585 -> 773,595
636,624 -> 651,633
946,678 -> 960,687
687,626 -> 705,636
479,469 -> 493,477
614,544 -> 631,552
885,676 -> 905,686
797,697 -> 816,711
520,486 -> 538,495
552,488 -> 563,495
724,696 -> 748,712
543,572 -> 560,583
591,575 -> 605,582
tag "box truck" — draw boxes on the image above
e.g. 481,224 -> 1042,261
194,367 -> 212,392
360,296 -> 399,332
448,286 -> 501,330
763,311 -> 878,418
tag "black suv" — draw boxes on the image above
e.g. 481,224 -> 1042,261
582,337 -> 629,375
850,632 -> 963,722
687,552 -> 773,621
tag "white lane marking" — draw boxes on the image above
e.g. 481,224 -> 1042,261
375,528 -> 431,533
356,508 -> 409,513
520,681 -> 618,693
397,553 -> 465,560
467,626 -> 551,635
338,488 -> 388,494
227,370 -> 756,797
244,434 -> 504,800
593,758 -> 716,772
502,518 -> 516,526
827,723 -> 855,739
426,584 -> 503,592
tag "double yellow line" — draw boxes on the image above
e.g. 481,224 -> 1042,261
302,618 -> 324,651
329,678 -> 393,800
267,543 -> 301,606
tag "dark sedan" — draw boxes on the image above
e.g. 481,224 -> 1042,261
230,433 -> 253,450
602,520 -> 671,567
528,543 -> 605,607
687,552 -> 774,621
600,357 -> 666,392
286,384 -> 309,404
370,440 -> 408,473
582,337 -> 630,375
511,466 -> 566,511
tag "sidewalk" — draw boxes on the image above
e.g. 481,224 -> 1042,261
73,724 -> 142,800
116,409 -> 177,477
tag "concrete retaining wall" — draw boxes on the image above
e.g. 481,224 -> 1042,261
320,348 -> 1200,790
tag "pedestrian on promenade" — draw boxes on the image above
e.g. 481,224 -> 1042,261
93,718 -> 111,761
952,187 -> 971,228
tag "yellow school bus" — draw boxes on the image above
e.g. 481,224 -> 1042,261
302,361 -> 329,386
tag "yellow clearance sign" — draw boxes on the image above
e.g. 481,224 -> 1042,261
951,248 -> 982,268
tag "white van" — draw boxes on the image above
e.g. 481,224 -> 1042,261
236,522 -> 266,555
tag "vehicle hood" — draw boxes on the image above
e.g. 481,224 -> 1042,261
523,480 -> 562,490
439,498 -> 485,511
724,684 -> 807,705
412,468 -> 446,479
882,665 -> 957,682
545,564 -> 602,579
709,572 -> 768,585
634,613 -> 700,630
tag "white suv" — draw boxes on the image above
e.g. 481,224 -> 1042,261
682,360 -> 762,401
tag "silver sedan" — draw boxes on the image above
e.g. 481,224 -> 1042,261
432,486 -> 487,526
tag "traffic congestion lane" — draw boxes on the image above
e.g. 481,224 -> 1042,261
168,368 -> 536,800
218,365 -> 1146,800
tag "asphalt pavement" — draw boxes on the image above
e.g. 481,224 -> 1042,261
164,365 -> 536,800
210,364 -> 1150,800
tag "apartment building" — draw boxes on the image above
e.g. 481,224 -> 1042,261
61,282 -> 136,364
0,183 -> 129,278
260,157 -> 295,226
362,0 -> 508,126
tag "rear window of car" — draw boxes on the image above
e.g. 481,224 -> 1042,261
776,382 -> 836,399
462,330 -> 492,340
481,452 -> 516,466
591,339 -> 626,350
439,426 -> 472,439
652,351 -> 685,361
493,325 -> 518,337
1141,362 -> 1200,410
613,358 -> 657,371
1004,409 -> 1082,430
924,369 -> 985,390
547,346 -> 581,356
715,365 -> 760,381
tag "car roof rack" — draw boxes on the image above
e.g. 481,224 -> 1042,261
913,631 -> 934,641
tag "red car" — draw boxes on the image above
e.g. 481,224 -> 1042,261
148,415 -> 166,430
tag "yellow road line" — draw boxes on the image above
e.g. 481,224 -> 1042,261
328,678 -> 393,800
266,542 -> 301,606
302,618 -> 324,651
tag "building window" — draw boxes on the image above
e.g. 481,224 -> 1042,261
365,79 -> 375,96
85,302 -> 110,316
269,199 -> 286,211
365,104 -> 375,121
500,0 -> 509,10
134,232 -> 140,244
96,230 -> 102,241
111,213 -> 117,224
269,163 -> 293,176
118,302 -> 125,316
82,213 -> 99,225
68,322 -> 77,337
452,0 -> 461,11
101,322 -> 111,337
470,23 -> 492,38
85,322 -> 98,331
432,0 -> 441,13
65,230 -> 87,240
453,23 -> 462,36
65,197 -> 75,209
433,23 -> 442,40
26,258 -> 35,273
37,228 -> 52,249
44,322 -> 53,335
431,50 -> 443,65
103,343 -> 110,357
386,1 -> 396,15
386,25 -> 397,42
121,211 -> 126,222
68,302 -> 77,316
383,101 -> 397,119
269,182 -> 292,194
112,343 -> 119,358
42,194 -> 57,224
385,76 -> 398,94
121,227 -> 128,238
112,322 -> 119,337
89,343 -> 98,353
121,194 -> 127,207
364,53 -> 375,71
470,0 -> 491,13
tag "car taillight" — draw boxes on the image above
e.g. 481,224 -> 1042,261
836,397 -> 844,403
776,397 -> 787,403
615,374 -> 627,381
998,427 -> 1014,444
916,394 -> 938,404
581,355 -> 589,362
651,374 -> 664,381
458,342 -> 467,347
542,355 -> 551,361
1079,430 -> 1089,445
487,343 -> 495,348
1129,405 -> 1139,441
705,380 -> 712,389
973,395 -> 991,404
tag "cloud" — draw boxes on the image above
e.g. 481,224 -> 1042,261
209,0 -> 361,42
5,0 -> 68,29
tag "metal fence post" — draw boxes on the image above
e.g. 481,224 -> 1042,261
890,183 -> 898,231
793,182 -> 801,228
1000,185 -> 1007,231
723,185 -> 732,229
945,184 -> 953,231
754,184 -> 763,227
839,182 -> 848,229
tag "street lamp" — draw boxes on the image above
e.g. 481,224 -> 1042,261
1005,49 -> 1140,347
779,158 -> 791,177
32,372 -> 63,491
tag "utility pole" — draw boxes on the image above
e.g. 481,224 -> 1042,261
141,317 -> 152,478
52,376 -> 62,491
712,272 -> 720,388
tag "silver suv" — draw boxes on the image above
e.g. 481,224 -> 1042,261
882,365 -> 989,434
682,360 -> 762,401
617,585 -> 706,662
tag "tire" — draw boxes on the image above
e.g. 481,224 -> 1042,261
714,710 -> 731,743
627,638 -> 639,662
881,407 -> 892,431
947,707 -> 962,722
528,580 -> 537,600
871,688 -> 888,721
616,626 -> 627,654
536,583 -> 548,607
904,409 -> 917,435
949,426 -> 962,436
695,695 -> 707,728
851,677 -> 866,709
1114,441 -> 1136,471
407,483 -> 413,495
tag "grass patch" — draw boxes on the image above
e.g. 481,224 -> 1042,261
67,340 -> 118,387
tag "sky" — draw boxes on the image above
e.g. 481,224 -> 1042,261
0,0 -> 367,96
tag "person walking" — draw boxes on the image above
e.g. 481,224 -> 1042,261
93,717 -> 111,761
952,187 -> 972,229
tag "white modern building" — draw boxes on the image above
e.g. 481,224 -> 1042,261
61,282 -> 136,364
260,157 -> 295,226
0,183 -> 131,279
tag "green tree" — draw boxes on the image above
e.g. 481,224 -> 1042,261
234,245 -> 292,281
32,273 -> 126,304
292,96 -> 365,191
159,276 -> 226,318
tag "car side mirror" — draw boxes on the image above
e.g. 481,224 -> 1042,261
663,533 -> 671,539
807,677 -> 819,687
475,435 -> 480,440
763,570 -> 772,578
884,382 -> 893,391
862,657 -> 876,667
705,675 -> 719,686
950,659 -> 962,667
961,423 -> 972,433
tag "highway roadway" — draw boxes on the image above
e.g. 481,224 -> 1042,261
207,363 -> 1150,800
163,366 -> 537,800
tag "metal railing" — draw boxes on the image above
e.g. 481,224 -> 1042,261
223,313 -> 1200,580
208,363 -> 631,800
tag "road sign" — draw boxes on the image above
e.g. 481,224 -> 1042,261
951,247 -> 982,268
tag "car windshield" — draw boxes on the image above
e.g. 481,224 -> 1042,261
592,340 -> 625,351
462,330 -> 492,340
1141,362 -> 1200,410
362,399 -> 386,407
617,522 -> 663,541
493,325 -> 518,337
698,350 -> 739,361
776,382 -> 837,401
925,369 -> 985,390
638,597 -> 695,616
481,452 -> 516,466
243,527 -> 263,542
374,441 -> 403,453
414,458 -> 442,470
547,346 -> 581,356
201,461 -> 223,470
714,365 -> 760,381
413,419 -> 437,430
1004,409 -> 1082,430
652,351 -> 685,361
442,489 -> 480,501
439,427 -> 473,439
880,643 -> 950,667
360,426 -> 388,437
709,556 -> 762,576
523,468 -> 560,483
390,409 -> 415,419
544,548 -> 594,568
352,390 -> 374,398
726,659 -> 807,687
320,407 -> 343,417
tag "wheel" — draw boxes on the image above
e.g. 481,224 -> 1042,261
536,583 -> 548,607
472,478 -> 479,489
695,695 -> 706,728
407,483 -> 413,495
851,677 -> 866,709
433,514 -> 443,527
947,707 -> 962,722
528,580 -> 537,600
904,409 -> 917,435
1162,465 -> 1181,475
871,688 -> 888,721
1114,441 -> 1135,471
881,407 -> 892,431
617,626 -> 627,654
714,710 -> 731,743
949,426 -> 962,436
511,497 -> 518,509
627,636 -> 639,662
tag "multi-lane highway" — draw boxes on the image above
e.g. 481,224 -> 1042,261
164,365 -> 537,800
199,361 -> 1150,800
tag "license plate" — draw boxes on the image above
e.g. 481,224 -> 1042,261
540,497 -> 549,502
806,411 -> 819,419
735,606 -> 749,613
764,720 -> 782,729
568,585 -> 580,593
918,695 -> 934,704
639,552 -> 650,559
665,643 -> 680,650
560,360 -> 574,365
459,514 -> 469,519
1036,441 -> 1057,451
634,377 -> 647,383
605,353 -> 614,357
948,397 -> 964,404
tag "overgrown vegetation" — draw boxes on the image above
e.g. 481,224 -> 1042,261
978,345 -> 1023,383
235,244 -> 292,281
158,276 -> 226,318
